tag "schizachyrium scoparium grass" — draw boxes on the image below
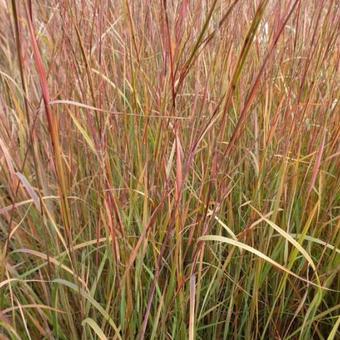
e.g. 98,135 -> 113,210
0,0 -> 339,339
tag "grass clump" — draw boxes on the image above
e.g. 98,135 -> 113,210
0,0 -> 339,339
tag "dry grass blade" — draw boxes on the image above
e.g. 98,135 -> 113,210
199,236 -> 331,290
25,3 -> 72,242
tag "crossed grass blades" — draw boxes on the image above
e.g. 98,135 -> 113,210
0,0 -> 339,339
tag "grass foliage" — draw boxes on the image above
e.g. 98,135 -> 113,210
0,0 -> 339,338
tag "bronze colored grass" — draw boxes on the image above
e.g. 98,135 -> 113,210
0,1 -> 339,339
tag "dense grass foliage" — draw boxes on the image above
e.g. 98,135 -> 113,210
0,0 -> 339,339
